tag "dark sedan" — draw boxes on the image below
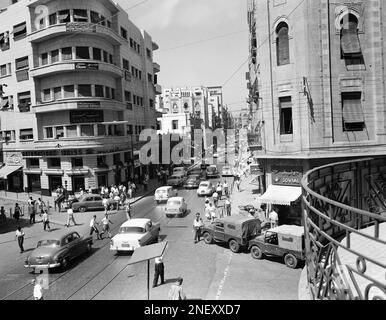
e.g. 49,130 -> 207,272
183,175 -> 202,189
71,194 -> 116,212
24,231 -> 93,271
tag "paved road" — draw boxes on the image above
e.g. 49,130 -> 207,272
0,174 -> 301,300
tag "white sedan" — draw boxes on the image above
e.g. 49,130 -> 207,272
197,181 -> 214,197
110,218 -> 160,253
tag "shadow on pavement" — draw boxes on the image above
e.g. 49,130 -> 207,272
0,217 -> 40,235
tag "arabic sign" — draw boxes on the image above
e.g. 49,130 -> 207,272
70,110 -> 103,124
272,166 -> 303,187
77,101 -> 101,109
66,22 -> 96,33
75,62 -> 99,70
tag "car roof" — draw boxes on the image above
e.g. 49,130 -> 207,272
269,225 -> 304,237
218,215 -> 257,225
168,197 -> 184,201
38,230 -> 79,241
156,186 -> 172,191
120,218 -> 151,228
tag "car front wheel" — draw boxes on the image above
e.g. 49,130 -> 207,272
229,239 -> 240,253
61,257 -> 69,270
284,253 -> 298,269
251,245 -> 264,259
79,206 -> 87,213
203,232 -> 213,244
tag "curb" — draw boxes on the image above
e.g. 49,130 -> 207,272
298,265 -> 312,300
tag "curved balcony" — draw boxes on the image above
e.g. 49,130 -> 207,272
301,157 -> 386,300
30,61 -> 124,79
29,22 -> 123,45
33,98 -> 126,114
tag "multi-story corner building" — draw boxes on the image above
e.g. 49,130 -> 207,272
247,0 -> 386,223
0,0 -> 160,195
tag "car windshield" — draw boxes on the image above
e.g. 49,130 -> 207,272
119,227 -> 145,234
168,200 -> 181,206
156,190 -> 167,194
37,240 -> 60,248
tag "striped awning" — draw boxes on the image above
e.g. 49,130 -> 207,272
0,165 -> 22,179
258,185 -> 302,206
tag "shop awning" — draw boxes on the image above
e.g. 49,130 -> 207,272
258,185 -> 302,206
0,165 -> 22,179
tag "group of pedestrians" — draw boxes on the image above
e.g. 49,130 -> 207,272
203,181 -> 232,221
88,213 -> 114,240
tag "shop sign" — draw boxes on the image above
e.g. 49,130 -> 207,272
66,22 -> 96,33
70,110 -> 103,124
75,62 -> 99,70
272,166 -> 303,187
77,101 -> 101,109
5,152 -> 23,166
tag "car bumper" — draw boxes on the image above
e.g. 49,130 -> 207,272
110,245 -> 139,251
155,197 -> 168,201
24,262 -> 61,269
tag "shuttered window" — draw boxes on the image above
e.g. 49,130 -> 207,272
51,49 -> 59,63
15,56 -> 28,70
20,129 -> 34,140
341,15 -> 361,58
73,9 -> 88,22
276,22 -> 290,66
342,92 -> 365,131
13,22 -> 26,40
62,47 -> 72,60
279,96 -> 293,135
58,10 -> 70,23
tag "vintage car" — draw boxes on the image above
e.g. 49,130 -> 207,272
197,181 -> 215,197
183,175 -> 202,189
71,194 -> 116,212
164,197 -> 188,218
24,231 -> 93,271
110,218 -> 160,253
202,215 -> 261,253
154,186 -> 178,204
172,166 -> 187,177
167,175 -> 187,187
206,165 -> 219,178
188,168 -> 203,178
221,166 -> 234,177
248,225 -> 305,269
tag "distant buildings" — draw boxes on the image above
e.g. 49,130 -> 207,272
0,0 -> 160,195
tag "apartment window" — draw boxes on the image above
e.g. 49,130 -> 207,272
95,85 -> 104,97
53,87 -> 62,100
138,70 -> 142,80
172,120 -> 178,130
2,130 -> 15,141
51,49 -> 59,63
149,99 -> 154,108
18,91 -> 31,112
62,47 -> 72,60
120,27 -> 127,39
0,64 -> 9,77
90,11 -> 100,24
105,87 -> 111,99
140,97 -> 144,106
276,22 -> 290,66
127,124 -> 133,135
100,15 -> 106,26
38,18 -> 45,30
72,158 -> 83,168
76,47 -> 90,60
81,125 -> 94,136
43,89 -> 51,102
13,22 -> 27,40
41,53 -> 48,66
111,88 -> 115,100
97,124 -> 106,136
27,158 -> 40,168
107,20 -> 111,28
58,10 -> 70,23
48,158 -> 61,168
130,38 -> 134,48
342,92 -> 365,131
97,156 -> 107,167
66,125 -> 77,137
15,56 -> 29,70
122,58 -> 129,70
103,51 -> 108,63
93,48 -> 102,61
55,126 -> 64,138
124,91 -> 131,102
0,31 -> 10,51
49,13 -> 57,26
45,127 -> 53,139
148,73 -> 153,83
20,128 -> 34,141
63,85 -> 75,98
279,97 -> 293,135
73,9 -> 88,22
341,14 -> 361,59
146,48 -> 151,59
109,54 -> 113,64
78,84 -> 92,97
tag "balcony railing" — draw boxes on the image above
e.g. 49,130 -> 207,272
301,157 -> 386,300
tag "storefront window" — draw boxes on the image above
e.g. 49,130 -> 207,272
48,158 -> 61,168
81,124 -> 94,136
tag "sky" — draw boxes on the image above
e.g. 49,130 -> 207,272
117,0 -> 249,113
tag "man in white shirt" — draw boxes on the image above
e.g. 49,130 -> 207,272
102,197 -> 109,214
89,215 -> 102,240
269,206 -> 279,228
65,208 -> 77,227
153,255 -> 165,288
212,191 -> 219,207
32,279 -> 43,300
42,211 -> 50,231
209,203 -> 217,222
100,213 -> 113,238
193,212 -> 205,243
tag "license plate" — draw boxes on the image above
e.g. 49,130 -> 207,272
122,244 -> 132,248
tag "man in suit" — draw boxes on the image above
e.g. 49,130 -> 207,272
153,255 -> 165,288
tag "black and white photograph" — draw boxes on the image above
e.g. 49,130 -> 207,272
0,0 -> 385,308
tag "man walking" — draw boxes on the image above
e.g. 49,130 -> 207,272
168,277 -> 186,300
42,211 -> 50,231
15,227 -> 25,253
100,213 -> 113,239
28,197 -> 36,224
65,207 -> 77,227
225,197 -> 231,216
223,181 -> 229,198
212,190 -> 219,208
89,215 -> 102,240
269,206 -> 279,228
153,255 -> 165,288
102,197 -> 109,214
193,213 -> 204,244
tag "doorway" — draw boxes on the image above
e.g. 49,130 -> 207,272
27,174 -> 41,193
48,175 -> 63,195
72,176 -> 85,193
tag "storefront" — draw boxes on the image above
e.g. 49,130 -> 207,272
0,152 -> 24,192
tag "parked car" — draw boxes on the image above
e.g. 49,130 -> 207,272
221,166 -> 234,177
188,168 -> 203,177
173,166 -> 187,177
167,175 -> 187,187
248,225 -> 305,269
206,165 -> 219,178
71,194 -> 116,212
154,186 -> 178,204
164,197 -> 188,218
110,218 -> 160,253
24,231 -> 93,271
202,215 -> 261,253
183,175 -> 202,189
197,181 -> 215,197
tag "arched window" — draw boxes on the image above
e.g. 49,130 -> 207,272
276,22 -> 290,66
340,14 -> 361,58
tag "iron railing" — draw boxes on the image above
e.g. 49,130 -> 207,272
301,157 -> 386,300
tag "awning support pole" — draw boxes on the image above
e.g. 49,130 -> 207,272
147,259 -> 150,300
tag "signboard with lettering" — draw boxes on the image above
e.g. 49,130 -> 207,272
66,22 -> 96,33
77,101 -> 101,109
70,110 -> 103,124
272,166 -> 303,187
75,62 -> 99,70
5,152 -> 23,166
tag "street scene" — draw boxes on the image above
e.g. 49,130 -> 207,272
0,0 -> 385,303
